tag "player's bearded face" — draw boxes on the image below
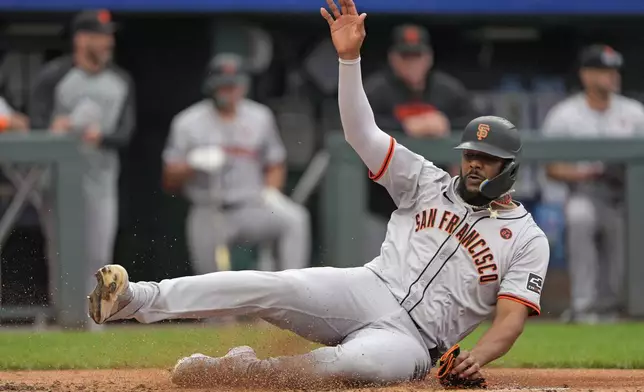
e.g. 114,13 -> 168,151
459,151 -> 504,200
581,68 -> 621,95
85,33 -> 114,67
213,85 -> 245,109
389,52 -> 431,86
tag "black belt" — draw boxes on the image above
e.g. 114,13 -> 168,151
220,201 -> 246,211
429,347 -> 441,367
407,312 -> 441,366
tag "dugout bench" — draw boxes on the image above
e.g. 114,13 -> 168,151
0,132 -> 87,329
321,132 -> 644,317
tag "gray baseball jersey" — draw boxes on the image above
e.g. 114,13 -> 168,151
163,99 -> 310,274
363,139 -> 549,350
29,56 -> 135,188
28,55 -> 135,302
163,99 -> 286,206
542,92 -> 644,202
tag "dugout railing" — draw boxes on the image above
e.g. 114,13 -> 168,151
0,131 -> 330,330
0,132 -> 87,329
321,132 -> 644,317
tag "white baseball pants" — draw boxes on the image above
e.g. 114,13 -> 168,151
41,182 -> 118,306
565,193 -> 625,315
108,266 -> 432,385
187,190 -> 310,274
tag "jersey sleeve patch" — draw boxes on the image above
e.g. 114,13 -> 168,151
497,294 -> 541,316
526,273 -> 544,295
368,136 -> 395,181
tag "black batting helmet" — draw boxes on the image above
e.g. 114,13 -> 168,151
454,116 -> 522,200
201,53 -> 250,97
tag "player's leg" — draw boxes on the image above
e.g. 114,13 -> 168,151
264,190 -> 311,270
186,205 -> 230,274
288,326 -> 430,385
596,200 -> 625,318
228,192 -> 311,270
84,187 -> 119,293
171,324 -> 431,388
564,193 -> 599,321
90,265 -> 402,346
83,187 -> 119,331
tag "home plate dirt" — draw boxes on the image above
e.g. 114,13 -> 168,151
0,368 -> 643,392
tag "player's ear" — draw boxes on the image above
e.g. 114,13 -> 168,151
387,51 -> 395,65
425,50 -> 434,69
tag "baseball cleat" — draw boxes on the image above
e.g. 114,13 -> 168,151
170,346 -> 258,387
224,346 -> 257,360
87,264 -> 130,324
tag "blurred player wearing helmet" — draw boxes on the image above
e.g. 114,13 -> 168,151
87,1 -> 548,388
162,53 -> 310,274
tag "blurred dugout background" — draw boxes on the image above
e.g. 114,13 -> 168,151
1,0 -> 644,323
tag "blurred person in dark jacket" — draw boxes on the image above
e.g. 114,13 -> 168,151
363,25 -> 480,258
28,10 -> 135,320
365,24 -> 480,138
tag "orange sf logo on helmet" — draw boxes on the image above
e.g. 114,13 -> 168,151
477,124 -> 490,140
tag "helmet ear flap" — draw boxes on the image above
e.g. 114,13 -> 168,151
509,161 -> 520,178
478,160 -> 519,200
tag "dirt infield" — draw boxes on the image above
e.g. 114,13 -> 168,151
0,368 -> 643,392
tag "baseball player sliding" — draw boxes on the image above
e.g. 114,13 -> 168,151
87,0 -> 549,388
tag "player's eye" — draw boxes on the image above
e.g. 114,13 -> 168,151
463,152 -> 476,160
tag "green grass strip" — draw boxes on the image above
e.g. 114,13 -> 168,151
0,322 -> 642,370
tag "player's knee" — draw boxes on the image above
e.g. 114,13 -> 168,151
565,196 -> 596,228
328,336 -> 430,385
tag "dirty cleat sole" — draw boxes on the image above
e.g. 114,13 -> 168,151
225,346 -> 257,359
170,346 -> 259,387
170,354 -> 221,387
87,264 -> 129,325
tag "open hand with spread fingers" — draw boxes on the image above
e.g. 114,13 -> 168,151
320,0 -> 367,60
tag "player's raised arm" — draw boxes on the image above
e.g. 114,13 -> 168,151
321,0 -> 392,174
322,0 -> 447,207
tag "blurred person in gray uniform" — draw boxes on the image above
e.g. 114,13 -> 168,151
162,53 -> 310,274
542,44 -> 644,323
28,9 -> 135,304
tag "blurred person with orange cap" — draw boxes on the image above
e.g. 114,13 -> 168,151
365,24 -> 480,138
28,9 -> 135,319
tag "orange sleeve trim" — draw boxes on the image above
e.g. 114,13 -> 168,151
0,116 -> 9,132
368,136 -> 395,181
498,294 -> 541,316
